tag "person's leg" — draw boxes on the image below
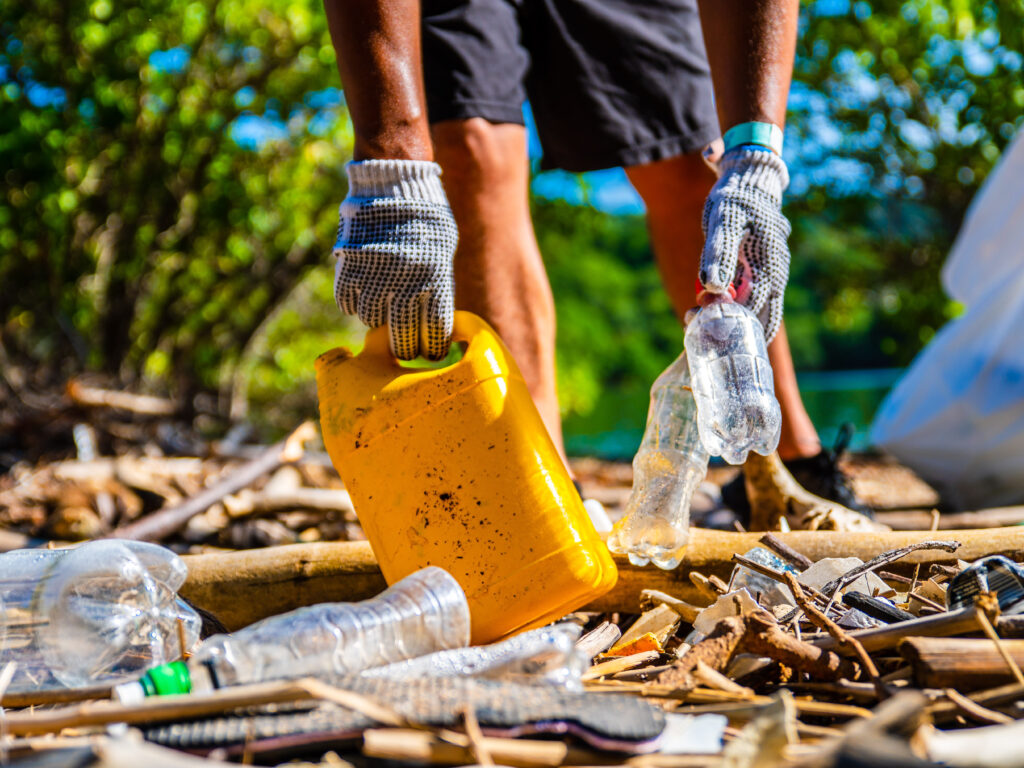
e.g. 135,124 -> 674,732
625,153 -> 821,461
431,118 -> 567,463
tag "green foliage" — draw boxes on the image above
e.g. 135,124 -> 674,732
531,200 -> 679,416
785,0 -> 1024,367
0,0 -> 348,403
4,0 -> 1024,446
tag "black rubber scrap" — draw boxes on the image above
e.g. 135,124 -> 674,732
142,674 -> 665,755
843,591 -> 916,624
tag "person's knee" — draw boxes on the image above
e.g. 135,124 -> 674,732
432,118 -> 527,191
627,152 -> 715,217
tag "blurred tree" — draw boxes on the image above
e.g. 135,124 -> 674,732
785,0 -> 1024,368
0,0 -> 350,411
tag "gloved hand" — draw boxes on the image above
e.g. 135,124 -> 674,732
334,159 -> 459,360
699,148 -> 792,343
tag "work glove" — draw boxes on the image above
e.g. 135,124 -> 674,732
699,148 -> 791,344
334,159 -> 459,360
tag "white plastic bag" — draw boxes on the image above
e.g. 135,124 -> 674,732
871,131 -> 1024,509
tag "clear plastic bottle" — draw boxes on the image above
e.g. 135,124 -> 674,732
607,351 -> 710,570
684,293 -> 781,464
0,540 -> 200,692
123,566 -> 471,698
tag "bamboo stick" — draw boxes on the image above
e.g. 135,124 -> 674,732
900,637 -> 1024,689
1,678 -> 359,736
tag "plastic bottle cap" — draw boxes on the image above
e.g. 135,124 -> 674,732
694,279 -> 736,306
139,660 -> 192,696
113,681 -> 146,705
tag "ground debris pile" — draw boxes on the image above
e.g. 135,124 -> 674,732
574,535 -> 1024,767
0,417 -> 363,551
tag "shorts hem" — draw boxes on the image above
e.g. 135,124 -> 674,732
428,100 -> 525,127
546,126 -> 722,173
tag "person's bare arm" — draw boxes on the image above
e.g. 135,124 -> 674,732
695,0 -> 799,131
324,0 -> 433,160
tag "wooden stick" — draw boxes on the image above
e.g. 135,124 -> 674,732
576,621 -> 621,659
583,651 -> 661,681
363,728 -> 598,767
461,706 -> 494,767
876,505 -> 1024,531
113,422 -> 317,541
907,591 -> 945,613
1,684 -> 113,709
639,589 -> 702,624
179,528 -> 1024,631
812,606 -> 982,655
976,604 -> 1024,686
782,572 -> 885,698
693,660 -> 754,697
943,688 -> 1014,725
899,637 -> 1024,689
1,677 -> 379,736
758,533 -> 813,570
66,380 -> 177,416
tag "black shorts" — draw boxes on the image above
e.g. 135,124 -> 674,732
421,0 -> 720,172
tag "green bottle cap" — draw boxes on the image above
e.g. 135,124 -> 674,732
140,661 -> 192,696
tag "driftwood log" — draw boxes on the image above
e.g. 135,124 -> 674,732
744,452 -> 890,532
180,527 -> 1024,631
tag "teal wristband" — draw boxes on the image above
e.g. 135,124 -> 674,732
723,122 -> 784,155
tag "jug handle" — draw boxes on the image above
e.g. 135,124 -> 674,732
361,311 -> 492,361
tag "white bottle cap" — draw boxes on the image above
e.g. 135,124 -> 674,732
113,681 -> 146,705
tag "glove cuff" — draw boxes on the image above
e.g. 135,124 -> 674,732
345,159 -> 449,205
718,148 -> 790,195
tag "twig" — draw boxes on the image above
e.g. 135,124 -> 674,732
819,540 -> 961,603
975,601 -> 1024,686
758,533 -> 813,570
943,687 -> 1013,725
112,422 -> 317,541
460,706 -> 493,766
878,571 -> 913,585
783,572 -> 886,699
907,592 -> 945,613
689,571 -> 725,601
66,379 -> 178,416
693,660 -> 754,697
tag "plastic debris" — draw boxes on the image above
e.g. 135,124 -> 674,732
729,546 -> 797,608
947,555 -> 1024,614
608,351 -> 710,569
0,540 -> 199,692
685,293 -> 781,464
124,566 -> 469,698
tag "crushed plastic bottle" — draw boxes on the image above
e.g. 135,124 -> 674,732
364,623 -> 585,690
0,540 -> 200,692
122,566 -> 470,698
684,292 -> 781,464
729,547 -> 797,608
607,351 -> 710,569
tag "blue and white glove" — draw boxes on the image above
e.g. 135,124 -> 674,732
699,148 -> 791,344
334,160 -> 458,360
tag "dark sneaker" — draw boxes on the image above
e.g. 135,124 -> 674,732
720,423 -> 873,522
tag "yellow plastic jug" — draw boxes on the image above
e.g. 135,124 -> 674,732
316,311 -> 617,644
